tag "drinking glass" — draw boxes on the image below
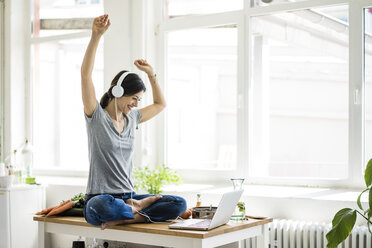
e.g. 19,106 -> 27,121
230,178 -> 245,220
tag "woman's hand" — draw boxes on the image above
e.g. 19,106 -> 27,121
134,59 -> 155,77
92,14 -> 111,37
135,58 -> 166,124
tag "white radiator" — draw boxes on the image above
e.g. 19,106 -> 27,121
245,219 -> 372,248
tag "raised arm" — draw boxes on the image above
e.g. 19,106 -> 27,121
81,14 -> 110,117
134,59 -> 166,123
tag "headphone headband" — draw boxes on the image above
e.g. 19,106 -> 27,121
112,72 -> 134,98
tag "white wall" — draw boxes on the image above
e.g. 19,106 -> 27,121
103,0 -> 132,89
103,0 -> 162,169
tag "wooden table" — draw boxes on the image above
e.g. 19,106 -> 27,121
33,216 -> 272,248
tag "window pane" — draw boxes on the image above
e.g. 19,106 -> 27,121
249,6 -> 349,179
165,0 -> 243,18
365,8 -> 372,165
32,38 -> 104,170
166,27 -> 237,170
32,0 -> 103,37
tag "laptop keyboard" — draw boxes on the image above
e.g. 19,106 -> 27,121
188,219 -> 211,228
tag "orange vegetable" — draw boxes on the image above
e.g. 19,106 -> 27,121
46,200 -> 75,217
35,199 -> 72,216
191,209 -> 197,218
180,209 -> 192,219
35,206 -> 57,215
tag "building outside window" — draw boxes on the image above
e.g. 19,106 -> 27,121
249,6 -> 349,179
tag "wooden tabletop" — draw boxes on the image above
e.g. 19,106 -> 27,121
33,216 -> 273,239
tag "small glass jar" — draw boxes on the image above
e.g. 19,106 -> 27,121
230,178 -> 246,220
196,193 -> 202,207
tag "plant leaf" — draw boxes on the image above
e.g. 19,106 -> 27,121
365,159 -> 372,187
357,188 -> 369,211
133,164 -> 182,194
364,209 -> 370,216
367,210 -> 372,235
326,208 -> 356,248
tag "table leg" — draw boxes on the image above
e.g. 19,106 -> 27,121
256,223 -> 268,248
38,222 -> 50,248
38,222 -> 45,248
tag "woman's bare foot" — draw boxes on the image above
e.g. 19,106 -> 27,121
126,195 -> 162,213
100,213 -> 147,230
100,195 -> 162,230
101,222 -> 108,230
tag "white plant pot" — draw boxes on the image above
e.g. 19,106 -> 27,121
0,175 -> 15,188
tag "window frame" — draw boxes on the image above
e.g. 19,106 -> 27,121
158,0 -> 367,188
29,0 -> 98,175
0,0 -> 4,161
158,10 -> 247,183
30,32 -> 93,174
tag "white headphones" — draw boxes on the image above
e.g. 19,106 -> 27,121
112,72 -> 134,98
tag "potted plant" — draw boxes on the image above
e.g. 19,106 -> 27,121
133,164 -> 182,194
326,159 -> 372,248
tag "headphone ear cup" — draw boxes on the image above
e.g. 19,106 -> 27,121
112,85 -> 124,98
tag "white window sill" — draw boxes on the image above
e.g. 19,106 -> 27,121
36,175 -> 367,203
162,184 -> 368,203
36,176 -> 88,187
162,184 -> 368,224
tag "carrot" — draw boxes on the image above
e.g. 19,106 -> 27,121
180,209 -> 192,219
35,199 -> 73,215
45,200 -> 72,216
35,206 -> 57,215
47,200 -> 75,216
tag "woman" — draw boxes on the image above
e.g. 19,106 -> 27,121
81,14 -> 186,230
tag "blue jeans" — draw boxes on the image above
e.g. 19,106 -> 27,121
83,193 -> 187,226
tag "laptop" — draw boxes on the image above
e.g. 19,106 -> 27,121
168,189 -> 244,231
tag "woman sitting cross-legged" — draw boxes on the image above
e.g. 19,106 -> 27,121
81,14 -> 186,230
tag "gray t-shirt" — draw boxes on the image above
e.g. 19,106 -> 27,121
84,101 -> 142,194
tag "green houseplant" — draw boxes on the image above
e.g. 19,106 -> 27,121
133,164 -> 182,194
326,159 -> 372,248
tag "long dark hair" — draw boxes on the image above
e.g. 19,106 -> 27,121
100,70 -> 146,109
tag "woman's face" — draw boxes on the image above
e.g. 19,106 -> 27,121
118,91 -> 144,114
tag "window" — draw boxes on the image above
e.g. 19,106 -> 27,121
31,0 -> 103,170
166,27 -> 238,170
160,0 -> 366,186
249,6 -> 349,179
32,0 -> 102,37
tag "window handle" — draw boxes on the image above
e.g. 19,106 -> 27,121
238,94 -> 243,109
354,89 -> 360,105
